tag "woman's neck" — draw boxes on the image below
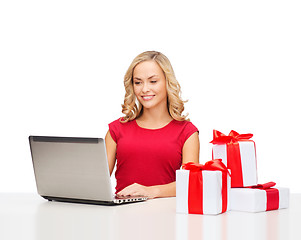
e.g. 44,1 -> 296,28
136,107 -> 173,129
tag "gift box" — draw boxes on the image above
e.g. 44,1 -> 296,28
211,129 -> 258,187
230,182 -> 290,212
176,159 -> 230,215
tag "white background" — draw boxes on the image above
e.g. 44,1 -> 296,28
1,0 -> 300,193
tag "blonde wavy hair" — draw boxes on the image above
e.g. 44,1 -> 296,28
121,51 -> 189,123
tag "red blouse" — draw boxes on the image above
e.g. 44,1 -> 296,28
108,118 -> 198,193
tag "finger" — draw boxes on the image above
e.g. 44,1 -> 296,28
118,189 -> 142,197
117,183 -> 139,195
117,187 -> 136,196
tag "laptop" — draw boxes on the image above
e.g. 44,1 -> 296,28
29,136 -> 147,205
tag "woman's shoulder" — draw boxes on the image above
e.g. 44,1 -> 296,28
109,117 -> 134,127
171,120 -> 199,144
172,119 -> 199,134
109,118 -> 122,125
172,119 -> 197,128
108,117 -> 135,142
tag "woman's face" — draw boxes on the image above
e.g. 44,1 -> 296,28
133,60 -> 168,111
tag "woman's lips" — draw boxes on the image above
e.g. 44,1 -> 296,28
141,95 -> 155,101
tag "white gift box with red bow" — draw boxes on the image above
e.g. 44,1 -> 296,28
211,130 -> 258,187
230,183 -> 289,212
176,160 -> 230,215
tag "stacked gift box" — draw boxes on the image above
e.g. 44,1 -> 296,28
176,129 -> 289,215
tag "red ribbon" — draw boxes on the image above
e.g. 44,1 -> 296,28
182,159 -> 230,214
210,129 -> 253,144
251,182 -> 276,189
250,182 -> 279,211
210,130 -> 254,187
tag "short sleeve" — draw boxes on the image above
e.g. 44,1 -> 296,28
108,119 -> 120,143
182,121 -> 199,144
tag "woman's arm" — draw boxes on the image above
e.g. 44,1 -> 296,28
117,131 -> 200,199
105,130 -> 117,176
182,131 -> 200,164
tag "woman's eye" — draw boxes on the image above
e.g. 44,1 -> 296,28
150,80 -> 157,84
134,81 -> 141,85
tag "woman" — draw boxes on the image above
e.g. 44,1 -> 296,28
105,51 -> 199,199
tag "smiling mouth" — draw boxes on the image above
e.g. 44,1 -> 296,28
141,95 -> 155,101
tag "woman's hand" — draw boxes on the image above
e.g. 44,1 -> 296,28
117,182 -> 176,199
117,183 -> 159,199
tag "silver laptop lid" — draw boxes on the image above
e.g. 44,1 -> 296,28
29,136 -> 114,202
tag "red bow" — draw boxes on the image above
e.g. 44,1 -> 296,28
182,159 -> 230,175
210,129 -> 253,144
251,182 -> 276,189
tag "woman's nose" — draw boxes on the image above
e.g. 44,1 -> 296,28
142,82 -> 150,93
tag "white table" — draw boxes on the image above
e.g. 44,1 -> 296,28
0,193 -> 300,240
